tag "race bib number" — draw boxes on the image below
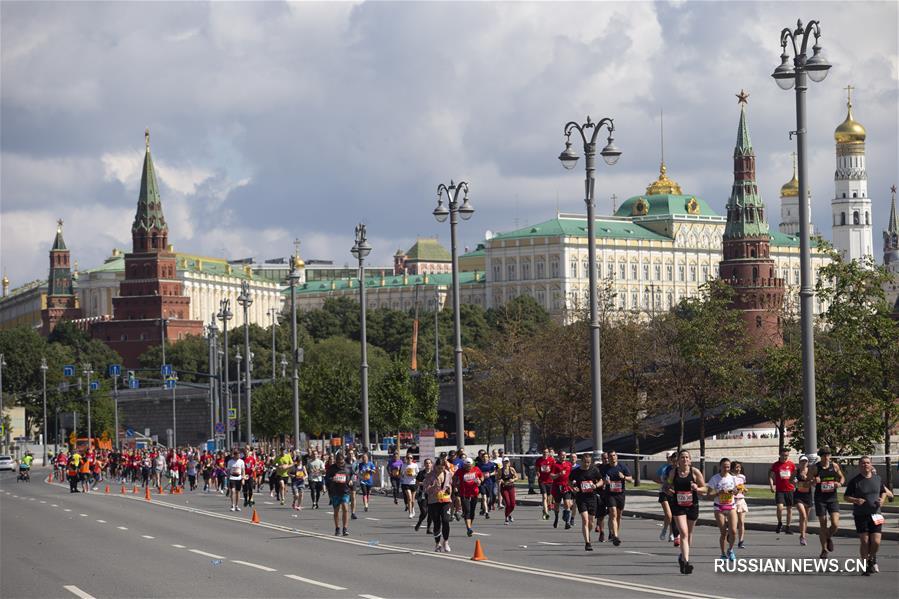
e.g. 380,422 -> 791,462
821,481 -> 836,493
779,469 -> 791,479
540,465 -> 550,473
362,472 -> 371,480
609,481 -> 623,493
463,472 -> 477,483
436,490 -> 451,502
676,491 -> 693,507
871,514 -> 885,526
230,467 -> 241,476
797,483 -> 810,493
580,481 -> 595,492
332,473 -> 347,484
406,467 -> 415,476
736,484 -> 746,494
718,491 -> 734,504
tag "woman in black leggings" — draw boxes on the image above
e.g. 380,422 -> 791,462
414,459 -> 434,533
425,458 -> 453,552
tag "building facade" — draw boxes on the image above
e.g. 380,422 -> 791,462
393,238 -> 452,275
41,220 -> 83,335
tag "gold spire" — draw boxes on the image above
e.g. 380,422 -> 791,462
145,127 -> 150,151
780,152 -> 799,198
835,85 -> 866,144
645,163 -> 683,196
291,238 -> 305,269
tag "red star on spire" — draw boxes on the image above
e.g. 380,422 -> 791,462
736,89 -> 750,105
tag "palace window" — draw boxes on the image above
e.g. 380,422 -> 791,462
631,291 -> 638,309
654,264 -> 661,281
493,264 -> 502,282
550,257 -> 560,278
535,260 -> 545,279
521,261 -> 531,281
666,265 -> 673,281
643,264 -> 649,280
702,265 -> 709,283
619,263 -> 626,280
690,265 -> 697,282
679,265 -> 685,281
631,264 -> 638,280
607,262 -> 614,279
508,262 -> 517,281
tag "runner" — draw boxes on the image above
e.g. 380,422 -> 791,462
153,450 -> 166,490
604,451 -> 633,546
570,452 -> 603,551
425,457 -> 454,552
308,450 -> 325,509
656,451 -> 678,542
187,452 -> 199,491
813,447 -> 844,559
291,453 -> 306,511
346,449 -> 359,520
477,451 -> 497,519
400,453 -> 420,519
706,457 -> 737,561
768,448 -> 796,535
243,448 -> 258,507
498,457 -> 518,524
844,456 -> 893,574
275,448 -> 293,506
226,449 -> 245,512
492,449 -> 505,510
387,450 -> 403,506
732,460 -> 748,549
79,449 -> 91,492
356,452 -> 376,512
595,451 -> 610,542
665,449 -> 706,575
67,451 -> 80,493
453,457 -> 483,537
326,452 -> 354,536
414,458 -> 434,533
535,448 -> 556,520
550,450 -> 574,529
793,455 -> 813,546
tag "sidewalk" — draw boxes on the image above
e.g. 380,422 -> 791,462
513,488 -> 899,541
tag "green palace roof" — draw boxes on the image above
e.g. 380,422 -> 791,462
614,194 -> 721,219
291,271 -> 485,295
404,238 -> 451,262
81,252 -> 256,280
491,216 -> 669,242
461,244 -> 486,258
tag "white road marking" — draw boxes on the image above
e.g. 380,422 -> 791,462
141,535 -> 155,539
117,526 -> 128,530
96,520 -> 106,523
171,544 -> 186,548
538,541 -> 562,546
284,574 -> 347,591
231,560 -> 276,572
40,500 -> 46,503
472,532 -> 490,536
263,501 -> 274,505
626,550 -> 654,556
51,504 -> 58,507
63,508 -> 72,512
365,517 -> 380,521
79,513 -> 88,517
359,595 -> 385,599
63,585 -> 96,599
29,497 -> 35,500
190,549 -> 226,559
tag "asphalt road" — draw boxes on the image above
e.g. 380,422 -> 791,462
1,472 -> 895,599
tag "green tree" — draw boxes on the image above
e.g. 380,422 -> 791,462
369,359 -> 417,434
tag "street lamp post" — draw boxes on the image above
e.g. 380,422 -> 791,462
432,181 -> 474,447
351,223 -> 373,451
237,280 -> 254,446
269,307 -> 279,382
207,320 -> 217,447
0,353 -> 6,453
217,299 -> 233,449
772,19 -> 831,462
82,363 -> 95,443
111,367 -> 119,451
235,350 -> 242,445
167,375 -> 177,448
41,358 -> 48,466
289,254 -> 301,449
558,115 -> 622,458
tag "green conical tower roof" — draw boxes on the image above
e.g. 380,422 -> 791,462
734,94 -> 753,157
724,93 -> 770,240
51,218 -> 67,251
888,185 -> 898,235
131,128 -> 168,234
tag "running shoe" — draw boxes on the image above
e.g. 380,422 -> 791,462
455,511 -> 461,522
426,528 -> 432,535
598,531 -> 605,543
435,544 -> 443,552
409,511 -> 414,519
351,513 -> 358,520
678,555 -> 685,574
826,537 -> 834,552
720,553 -> 727,560
668,533 -> 675,542
504,518 -> 509,525
612,536 -> 621,547
799,536 -> 807,546
485,512 -> 490,519
509,516 -> 514,523
414,522 -> 421,532
728,549 -> 736,561
775,522 -> 782,534
443,542 -> 451,553
342,528 -> 349,537
467,528 -> 473,537
334,527 -> 340,536
564,522 -> 571,530
236,507 -> 241,512
585,543 -> 593,551
737,540 -> 745,549
819,550 -> 827,559
364,506 -> 369,512
553,513 -> 559,528
660,528 -> 668,541
784,526 -> 793,535
871,558 -> 878,574
684,562 -> 693,575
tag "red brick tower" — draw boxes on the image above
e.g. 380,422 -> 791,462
41,219 -> 82,335
719,92 -> 785,348
92,130 -> 204,365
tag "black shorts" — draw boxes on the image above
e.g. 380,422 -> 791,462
794,491 -> 812,507
596,495 -> 608,517
401,484 -> 416,495
672,504 -> 699,521
815,496 -> 839,517
552,488 -> 573,502
229,479 -> 243,491
658,492 -> 670,504
575,495 -> 597,515
853,512 -> 883,535
540,482 -> 553,496
775,491 -> 794,506
606,493 -> 625,511
359,484 -> 372,497
460,496 -> 478,521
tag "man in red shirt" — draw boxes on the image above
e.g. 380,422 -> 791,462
768,449 -> 797,534
243,449 -> 257,507
453,458 -> 483,537
550,450 -> 574,529
535,448 -> 556,520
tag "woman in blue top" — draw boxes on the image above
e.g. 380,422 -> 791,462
477,451 -> 497,518
656,451 -> 678,543
356,452 -> 376,513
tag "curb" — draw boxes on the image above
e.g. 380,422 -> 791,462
624,487 -> 899,514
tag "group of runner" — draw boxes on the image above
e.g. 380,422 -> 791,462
46,443 -> 893,575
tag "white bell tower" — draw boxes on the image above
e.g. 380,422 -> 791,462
831,85 -> 873,263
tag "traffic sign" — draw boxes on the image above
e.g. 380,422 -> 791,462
165,378 -> 177,390
89,381 -> 99,391
161,364 -> 173,377
214,422 -> 225,434
109,364 -> 121,376
125,427 -> 135,438
63,365 -> 75,377
129,379 -> 140,389
227,408 -> 237,420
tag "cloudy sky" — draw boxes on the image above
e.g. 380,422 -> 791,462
2,1 -> 897,287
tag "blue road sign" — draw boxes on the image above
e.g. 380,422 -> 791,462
89,381 -> 100,391
63,365 -> 75,377
129,379 -> 140,389
214,422 -> 225,434
109,364 -> 121,377
227,408 -> 237,420
125,427 -> 135,438
161,364 -> 173,377
165,377 -> 177,390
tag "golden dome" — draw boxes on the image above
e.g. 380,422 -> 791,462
291,255 -> 305,269
834,87 -> 865,144
780,154 -> 799,198
645,162 -> 682,195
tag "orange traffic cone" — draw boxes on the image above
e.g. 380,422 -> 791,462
121,484 -> 126,494
145,486 -> 152,501
133,485 -> 139,494
471,539 -> 487,561
251,508 -> 260,524
158,485 -> 163,494
104,484 -> 110,494
47,471 -> 54,483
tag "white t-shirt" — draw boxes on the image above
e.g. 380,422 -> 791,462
227,458 -> 245,481
733,473 -> 747,499
400,461 -> 420,486
707,473 -> 736,506
308,459 -> 325,482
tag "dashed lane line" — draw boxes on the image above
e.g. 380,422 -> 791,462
171,544 -> 186,548
231,560 -> 277,572
189,549 -> 226,559
63,585 -> 96,599
359,595 -> 385,599
537,541 -> 562,546
365,517 -> 380,521
96,519 -> 106,523
284,574 -> 347,591
141,535 -> 155,539
79,513 -> 88,517
117,526 -> 129,530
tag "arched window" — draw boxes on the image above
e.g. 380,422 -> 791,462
750,247 -> 756,258
752,266 -> 758,280
865,212 -> 870,225
853,211 -> 860,225
841,212 -> 846,226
